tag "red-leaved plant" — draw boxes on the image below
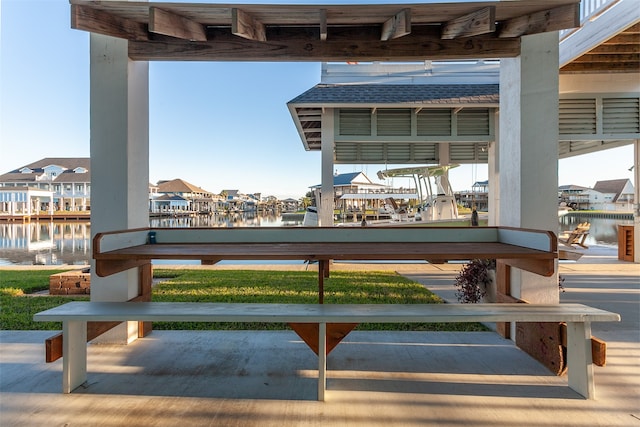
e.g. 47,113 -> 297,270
454,259 -> 496,304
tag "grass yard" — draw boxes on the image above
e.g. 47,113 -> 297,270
1,268 -> 487,331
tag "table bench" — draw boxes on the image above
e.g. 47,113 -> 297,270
45,226 -> 561,364
34,301 -> 620,400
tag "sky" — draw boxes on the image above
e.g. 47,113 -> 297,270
0,1 -> 636,200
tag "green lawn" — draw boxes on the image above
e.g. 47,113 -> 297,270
1,269 -> 486,332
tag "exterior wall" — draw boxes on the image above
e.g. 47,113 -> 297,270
559,74 -> 640,94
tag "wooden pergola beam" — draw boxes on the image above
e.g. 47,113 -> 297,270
129,26 -> 520,62
232,8 -> 267,42
499,3 -> 580,38
380,9 -> 411,41
441,7 -> 495,40
149,7 -> 207,41
71,4 -> 148,41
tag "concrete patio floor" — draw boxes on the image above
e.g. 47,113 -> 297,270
1,247 -> 638,426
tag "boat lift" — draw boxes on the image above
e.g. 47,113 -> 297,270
377,164 -> 460,222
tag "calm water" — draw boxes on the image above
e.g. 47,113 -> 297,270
0,214 -> 630,266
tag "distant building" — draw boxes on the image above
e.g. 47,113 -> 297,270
220,190 -> 257,212
558,184 -> 590,210
457,180 -> 489,211
151,178 -> 220,214
588,179 -> 634,211
309,172 -> 386,212
0,158 -> 90,213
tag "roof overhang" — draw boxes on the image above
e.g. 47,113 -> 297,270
70,1 -> 581,62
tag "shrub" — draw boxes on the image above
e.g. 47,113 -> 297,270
454,259 -> 496,304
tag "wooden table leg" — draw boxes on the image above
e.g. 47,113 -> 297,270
318,322 -> 327,401
318,260 -> 325,304
63,320 -> 87,393
566,321 -> 595,399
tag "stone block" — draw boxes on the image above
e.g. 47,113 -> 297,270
49,271 -> 91,295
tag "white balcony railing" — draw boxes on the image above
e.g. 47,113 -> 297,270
560,0 -> 620,40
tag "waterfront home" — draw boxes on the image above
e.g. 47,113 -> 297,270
0,158 -> 90,213
589,179 -> 635,212
558,180 -> 635,212
152,178 -> 220,214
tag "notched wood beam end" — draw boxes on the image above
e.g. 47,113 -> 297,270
319,9 -> 327,41
381,8 -> 411,41
149,7 -> 207,41
71,4 -> 148,41
232,8 -> 267,42
499,3 -> 580,38
441,6 -> 496,40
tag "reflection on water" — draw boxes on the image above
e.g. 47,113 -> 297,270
0,213 -> 628,266
559,215 -> 632,247
0,213 -> 303,266
0,221 -> 91,266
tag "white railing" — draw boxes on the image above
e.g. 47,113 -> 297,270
560,0 -> 620,40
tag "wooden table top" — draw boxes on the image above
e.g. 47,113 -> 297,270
96,241 -> 555,261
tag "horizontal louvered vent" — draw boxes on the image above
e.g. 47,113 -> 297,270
458,109 -> 490,136
603,98 -> 639,134
377,109 -> 411,136
339,109 -> 371,136
413,144 -> 437,162
417,109 -> 451,136
451,144 -> 482,161
361,144 -> 385,161
334,142 -> 437,163
335,143 -> 358,162
559,99 -> 596,134
386,144 -> 411,162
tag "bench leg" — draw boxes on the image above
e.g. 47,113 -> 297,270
318,322 -> 327,401
62,320 -> 87,393
566,321 -> 595,399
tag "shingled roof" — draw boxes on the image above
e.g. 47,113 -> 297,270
592,179 -> 632,202
0,158 -> 90,184
289,84 -> 499,106
157,178 -> 211,195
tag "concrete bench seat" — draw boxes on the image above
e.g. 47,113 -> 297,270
34,301 -> 619,400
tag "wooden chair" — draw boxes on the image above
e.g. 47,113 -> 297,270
560,222 -> 590,248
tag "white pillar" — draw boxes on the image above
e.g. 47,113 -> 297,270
634,139 -> 639,263
488,111 -> 499,226
439,142 -> 450,187
89,33 -> 149,343
320,109 -> 335,226
499,32 -> 560,304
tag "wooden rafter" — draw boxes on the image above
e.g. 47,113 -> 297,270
319,9 -> 327,41
499,3 -> 580,38
232,8 -> 266,42
71,4 -> 148,41
380,9 -> 411,41
441,7 -> 495,40
149,7 -> 207,41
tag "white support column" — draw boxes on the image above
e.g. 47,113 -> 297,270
634,139 -> 639,263
89,33 -> 149,343
439,142 -> 450,187
320,109 -> 335,227
499,32 -> 560,305
488,111 -> 499,226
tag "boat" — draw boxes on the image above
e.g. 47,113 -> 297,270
302,206 -> 318,226
377,164 -> 460,222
